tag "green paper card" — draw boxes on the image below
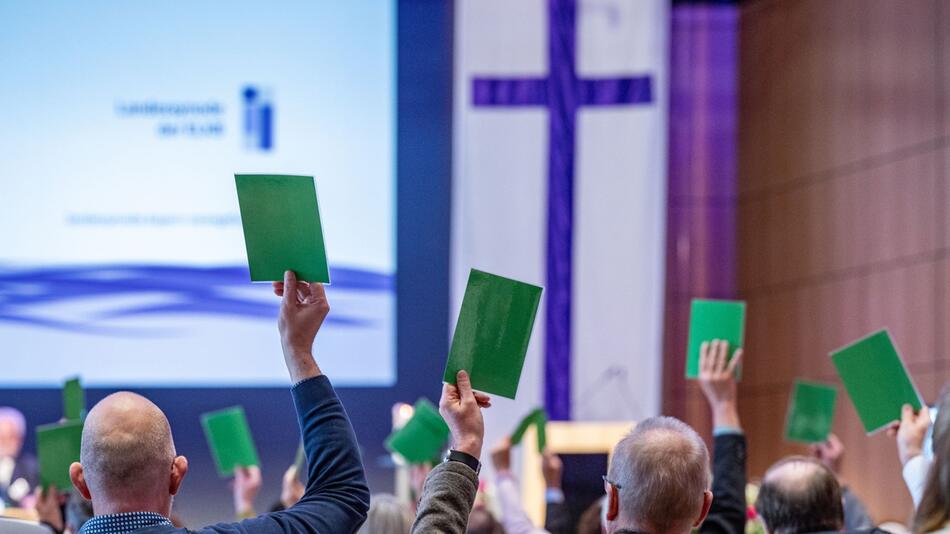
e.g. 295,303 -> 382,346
235,174 -> 330,283
444,269 -> 543,399
511,408 -> 545,445
385,399 -> 450,464
685,299 -> 746,378
62,377 -> 85,421
831,330 -> 922,434
535,411 -> 547,452
37,420 -> 83,491
785,380 -> 837,443
201,406 -> 261,477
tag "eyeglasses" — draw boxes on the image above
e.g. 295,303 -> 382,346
602,475 -> 623,490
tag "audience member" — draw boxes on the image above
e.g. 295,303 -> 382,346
410,369 -> 492,533
896,385 -> 949,533
231,466 -> 262,519
809,434 -> 874,530
0,406 -> 37,506
489,439 -> 566,534
356,493 -> 413,534
65,271 -> 369,533
754,456 -> 846,534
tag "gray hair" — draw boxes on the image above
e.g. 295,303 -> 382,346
0,407 -> 26,438
607,416 -> 710,532
357,494 -> 413,534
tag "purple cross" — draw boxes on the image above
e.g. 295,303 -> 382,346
472,0 -> 653,421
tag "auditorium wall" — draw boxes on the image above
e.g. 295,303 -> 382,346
736,0 -> 946,523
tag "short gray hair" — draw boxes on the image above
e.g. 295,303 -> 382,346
607,416 -> 710,531
0,407 -> 26,438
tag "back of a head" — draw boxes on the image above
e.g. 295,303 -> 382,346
0,406 -> 26,458
466,507 -> 504,534
357,493 -> 412,534
607,416 -> 710,533
755,456 -> 843,534
81,392 -> 176,503
914,385 -> 950,533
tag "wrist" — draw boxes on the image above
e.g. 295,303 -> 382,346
712,402 -> 740,429
452,437 -> 483,459
900,446 -> 923,465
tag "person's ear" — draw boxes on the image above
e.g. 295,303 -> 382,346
605,481 -> 620,521
692,490 -> 713,527
69,462 -> 91,500
170,456 -> 189,496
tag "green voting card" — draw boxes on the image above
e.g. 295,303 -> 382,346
511,408 -> 547,452
37,420 -> 83,491
444,269 -> 543,399
293,441 -> 306,479
62,377 -> 85,421
685,299 -> 746,378
785,380 -> 837,443
385,399 -> 450,464
201,406 -> 261,477
831,330 -> 922,434
235,174 -> 330,283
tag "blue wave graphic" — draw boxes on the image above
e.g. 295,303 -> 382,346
0,264 -> 393,337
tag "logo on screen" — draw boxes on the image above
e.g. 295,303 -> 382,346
242,86 -> 274,152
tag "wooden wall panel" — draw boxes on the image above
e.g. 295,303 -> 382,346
733,0 -> 948,524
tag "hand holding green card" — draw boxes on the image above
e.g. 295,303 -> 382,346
63,376 -> 85,421
444,269 -> 543,399
201,406 -> 261,477
831,329 -> 922,434
685,299 -> 746,378
37,420 -> 83,491
385,399 -> 450,464
784,380 -> 837,443
235,174 -> 330,283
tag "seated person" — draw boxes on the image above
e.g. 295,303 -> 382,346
0,406 -> 38,506
808,434 -> 873,530
68,272 -> 369,534
357,493 -> 413,534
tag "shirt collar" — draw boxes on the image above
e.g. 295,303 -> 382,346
79,511 -> 173,534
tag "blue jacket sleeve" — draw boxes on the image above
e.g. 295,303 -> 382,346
200,376 -> 370,534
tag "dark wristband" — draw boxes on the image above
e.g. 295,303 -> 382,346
445,449 -> 481,476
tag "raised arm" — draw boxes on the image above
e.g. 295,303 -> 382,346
208,271 -> 369,533
697,340 -> 747,534
411,371 -> 491,534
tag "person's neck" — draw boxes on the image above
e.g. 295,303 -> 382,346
93,496 -> 171,518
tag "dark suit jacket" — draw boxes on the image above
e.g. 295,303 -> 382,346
82,376 -> 369,534
700,433 -> 748,534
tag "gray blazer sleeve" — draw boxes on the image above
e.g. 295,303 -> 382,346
410,461 -> 479,534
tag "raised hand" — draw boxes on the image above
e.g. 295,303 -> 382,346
490,437 -> 513,474
810,433 -> 845,475
233,465 -> 262,517
542,450 -> 563,490
32,486 -> 64,533
273,271 -> 329,382
280,465 -> 305,509
698,340 -> 743,429
888,404 -> 931,465
439,370 -> 491,459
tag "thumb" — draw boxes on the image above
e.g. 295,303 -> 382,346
901,403 -> 915,424
456,370 -> 474,400
283,271 -> 298,306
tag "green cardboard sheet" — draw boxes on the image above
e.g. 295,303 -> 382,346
685,299 -> 746,378
294,441 -> 306,478
831,330 -> 922,434
444,269 -> 543,399
385,399 -> 450,464
235,174 -> 330,283
37,420 -> 83,491
201,406 -> 261,477
62,377 -> 85,421
784,380 -> 837,443
511,408 -> 547,452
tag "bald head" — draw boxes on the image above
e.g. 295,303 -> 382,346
607,416 -> 711,533
75,392 -> 183,513
755,457 -> 843,534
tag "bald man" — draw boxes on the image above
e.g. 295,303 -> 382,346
69,271 -> 369,534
